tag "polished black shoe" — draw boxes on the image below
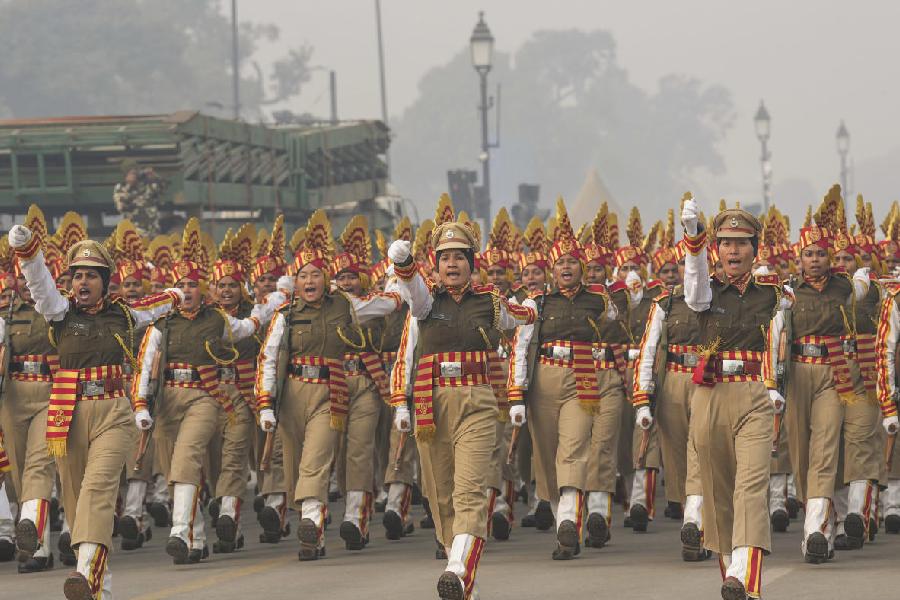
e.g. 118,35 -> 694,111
517,485 -> 528,504
383,510 -> 404,540
786,496 -> 801,519
804,532 -> 830,564
374,499 -> 387,513
49,498 -> 62,532
843,513 -> 866,548
551,542 -> 581,560
18,552 -> 54,574
63,571 -> 93,600
208,498 -> 221,523
340,521 -> 366,551
166,536 -> 190,564
420,514 -> 435,529
258,506 -> 282,539
328,490 -> 342,503
771,509 -> 789,532
253,495 -> 265,513
868,516 -> 878,541
556,519 -> 580,554
403,521 -> 415,536
664,501 -> 683,520
720,576 -> 748,600
297,518 -> 321,561
411,484 -> 423,505
0,538 -> 15,561
14,518 -> 38,556
886,514 -> 900,534
148,502 -> 171,528
259,530 -> 281,544
57,532 -> 76,566
585,513 -> 609,549
521,513 -> 537,528
119,515 -> 140,542
121,531 -> 145,551
623,515 -> 633,528
435,541 -> 447,560
491,512 -> 511,541
535,501 -> 554,531
629,504 -> 649,533
216,515 -> 237,544
680,522 -> 709,561
437,571 -> 465,600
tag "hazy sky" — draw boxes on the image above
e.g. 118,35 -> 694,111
243,0 -> 900,222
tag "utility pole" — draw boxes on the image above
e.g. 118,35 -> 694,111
375,0 -> 390,174
231,0 -> 240,120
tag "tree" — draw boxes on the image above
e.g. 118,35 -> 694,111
391,29 -> 734,218
0,0 -> 312,119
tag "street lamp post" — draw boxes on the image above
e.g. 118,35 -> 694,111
754,100 -> 772,214
470,12 -> 495,221
837,120 -> 850,201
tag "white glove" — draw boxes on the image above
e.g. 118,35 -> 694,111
625,269 -> 643,294
681,198 -> 699,236
260,408 -> 277,432
854,266 -> 871,281
769,390 -> 785,414
165,287 -> 185,304
510,404 -> 526,427
388,240 -> 412,265
134,409 -> 153,431
277,275 -> 295,295
635,406 -> 653,430
394,406 -> 411,432
8,225 -> 32,249
883,415 -> 899,435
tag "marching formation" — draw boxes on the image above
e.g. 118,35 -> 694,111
0,185 -> 899,600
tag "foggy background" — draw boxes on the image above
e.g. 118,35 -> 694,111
3,0 -> 898,232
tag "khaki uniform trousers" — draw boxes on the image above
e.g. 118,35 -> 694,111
770,424 -> 792,475
690,380 -> 772,554
207,385 -> 254,499
617,367 -> 636,481
336,375 -> 382,494
279,379 -> 337,506
123,424 -> 154,483
373,401 -> 393,493
417,384 -> 497,549
586,369 -> 625,493
0,379 -> 55,503
840,359 -> 882,483
257,429 -> 287,496
385,426 -> 418,487
528,363 -> 593,503
655,371 -> 696,502
516,422 -> 533,485
487,361 -> 519,491
56,395 -> 132,549
785,362 -> 853,500
155,386 -> 220,487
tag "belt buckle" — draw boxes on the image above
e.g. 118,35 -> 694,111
591,347 -> 603,361
842,340 -> 856,354
551,346 -> 572,361
122,363 -> 133,376
300,365 -> 321,379
218,367 -> 235,380
627,349 -> 641,361
721,360 -> 745,376
803,344 -> 824,357
440,362 -> 462,378
682,353 -> 699,367
172,368 -> 194,383
21,361 -> 42,375
344,359 -> 360,373
81,380 -> 105,397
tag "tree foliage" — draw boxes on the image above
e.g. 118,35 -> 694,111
0,0 -> 312,119
391,29 -> 735,214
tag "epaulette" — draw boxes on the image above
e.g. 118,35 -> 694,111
472,283 -> 500,296
653,287 -> 672,302
884,281 -> 900,296
754,273 -> 781,287
646,279 -> 663,290
584,283 -> 608,295
869,271 -> 879,281
608,280 -> 627,294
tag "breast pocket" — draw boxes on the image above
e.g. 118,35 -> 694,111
290,322 -> 313,352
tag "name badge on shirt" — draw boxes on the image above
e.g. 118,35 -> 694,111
431,313 -> 451,321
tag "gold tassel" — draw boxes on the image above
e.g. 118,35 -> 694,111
330,415 -> 346,432
496,408 -> 509,423
47,439 -> 67,458
414,424 -> 436,443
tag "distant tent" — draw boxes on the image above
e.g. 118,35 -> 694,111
571,167 -> 624,232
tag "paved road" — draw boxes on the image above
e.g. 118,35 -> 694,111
1,496 -> 896,599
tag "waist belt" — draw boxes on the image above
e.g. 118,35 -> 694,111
344,358 -> 363,374
592,347 -> 615,362
218,367 -> 236,381
542,345 -> 573,361
711,359 -> 762,377
9,360 -> 51,376
438,361 -> 485,378
793,339 -> 858,358
164,368 -> 201,383
288,363 -> 330,379
668,352 -> 700,368
76,378 -> 124,397
626,348 -> 641,362
122,362 -> 133,376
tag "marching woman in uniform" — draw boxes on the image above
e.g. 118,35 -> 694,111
256,210 -> 400,562
8,221 -> 183,600
0,206 -> 59,574
132,218 -> 284,566
680,198 -> 789,600
388,211 -> 535,599
509,198 -> 611,560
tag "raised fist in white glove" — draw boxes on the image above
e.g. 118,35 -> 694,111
134,409 -> 153,431
625,270 -> 643,293
388,240 -> 412,265
277,275 -> 295,295
635,406 -> 653,430
8,225 -> 32,249
510,404 -> 526,427
883,415 -> 899,435
769,390 -> 785,414
165,287 -> 186,304
394,406 -> 411,432
260,408 -> 277,432
681,198 -> 699,236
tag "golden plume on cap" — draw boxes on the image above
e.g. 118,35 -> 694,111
269,214 -> 285,261
434,193 -> 455,226
523,216 -> 548,255
23,204 -> 48,253
375,230 -> 387,260
180,217 -> 204,264
487,207 -> 513,254
289,226 -> 306,255
115,218 -> 145,262
552,197 -> 576,243
303,209 -> 335,260
147,235 -> 175,271
393,216 -> 413,243
339,214 -> 372,265
856,194 -> 875,238
814,184 -> 845,232
0,238 -> 12,273
413,219 -> 435,261
457,210 -> 482,250
626,206 -> 644,248
56,212 -> 88,256
255,229 -> 270,258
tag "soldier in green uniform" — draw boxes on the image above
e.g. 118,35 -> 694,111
112,160 -> 164,239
